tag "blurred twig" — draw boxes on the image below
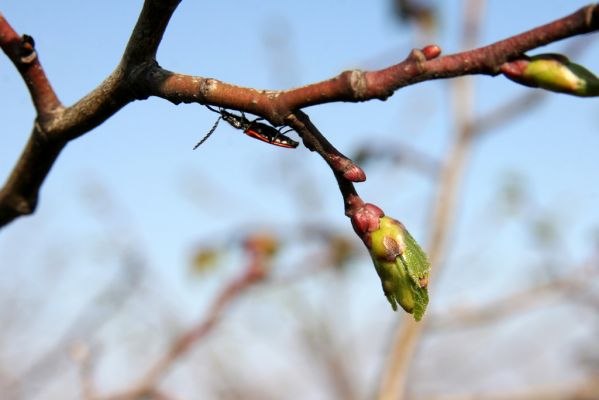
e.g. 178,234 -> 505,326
378,1 -> 485,398
470,91 -> 545,137
1,252 -> 144,400
429,257 -> 599,330
94,237 -> 271,400
353,140 -> 440,178
416,374 -> 599,400
375,6 -> 599,398
301,314 -> 357,400
470,37 -> 590,138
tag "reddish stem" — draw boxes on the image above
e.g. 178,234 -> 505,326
0,14 -> 62,119
146,5 -> 599,121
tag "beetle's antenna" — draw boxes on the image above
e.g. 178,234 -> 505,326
193,116 -> 221,149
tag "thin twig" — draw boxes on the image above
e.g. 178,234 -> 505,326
0,252 -> 145,400
0,15 -> 61,118
353,140 -> 441,178
94,239 -> 270,400
415,375 -> 599,400
286,110 -> 366,218
429,258 -> 599,330
301,315 -> 358,400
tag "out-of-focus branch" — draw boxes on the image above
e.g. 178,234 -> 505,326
469,91 -> 545,137
378,1 -> 485,398
376,27 -> 598,398
71,342 -> 96,400
353,140 -> 440,178
470,34 -> 593,137
0,252 -> 145,400
301,317 -> 357,400
94,235 -> 272,400
429,259 -> 599,330
417,375 -> 599,400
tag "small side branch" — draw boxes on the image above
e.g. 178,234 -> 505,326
285,111 -> 365,216
0,14 -> 62,119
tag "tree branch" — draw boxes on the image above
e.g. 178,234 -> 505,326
0,0 -> 181,227
1,3 -> 598,228
144,4 -> 598,122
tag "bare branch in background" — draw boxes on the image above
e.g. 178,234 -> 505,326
0,252 -> 145,400
93,235 -> 272,400
417,375 -> 599,400
301,316 -> 358,400
353,140 -> 440,178
378,1 -> 486,398
429,257 -> 599,330
376,4 -> 599,399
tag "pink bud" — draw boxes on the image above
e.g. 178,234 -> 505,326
350,203 -> 385,238
343,164 -> 367,182
422,45 -> 441,60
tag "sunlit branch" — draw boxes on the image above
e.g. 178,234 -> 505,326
1,2 -> 597,230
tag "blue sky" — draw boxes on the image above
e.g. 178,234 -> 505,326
1,1 -> 598,397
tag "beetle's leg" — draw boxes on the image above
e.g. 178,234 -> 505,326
205,104 -> 220,114
193,116 -> 221,149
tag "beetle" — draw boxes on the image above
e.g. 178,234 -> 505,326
194,106 -> 299,149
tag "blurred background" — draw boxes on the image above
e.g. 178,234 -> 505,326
1,1 -> 599,399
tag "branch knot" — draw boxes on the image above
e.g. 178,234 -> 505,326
126,59 -> 161,100
349,69 -> 368,100
19,34 -> 37,64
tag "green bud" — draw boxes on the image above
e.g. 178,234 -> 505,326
369,216 -> 430,321
502,54 -> 599,97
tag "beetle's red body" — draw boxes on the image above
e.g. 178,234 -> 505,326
201,105 -> 299,149
241,122 -> 298,148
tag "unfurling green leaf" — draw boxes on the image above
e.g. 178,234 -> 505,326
502,53 -> 599,97
369,216 -> 430,321
350,204 -> 431,321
